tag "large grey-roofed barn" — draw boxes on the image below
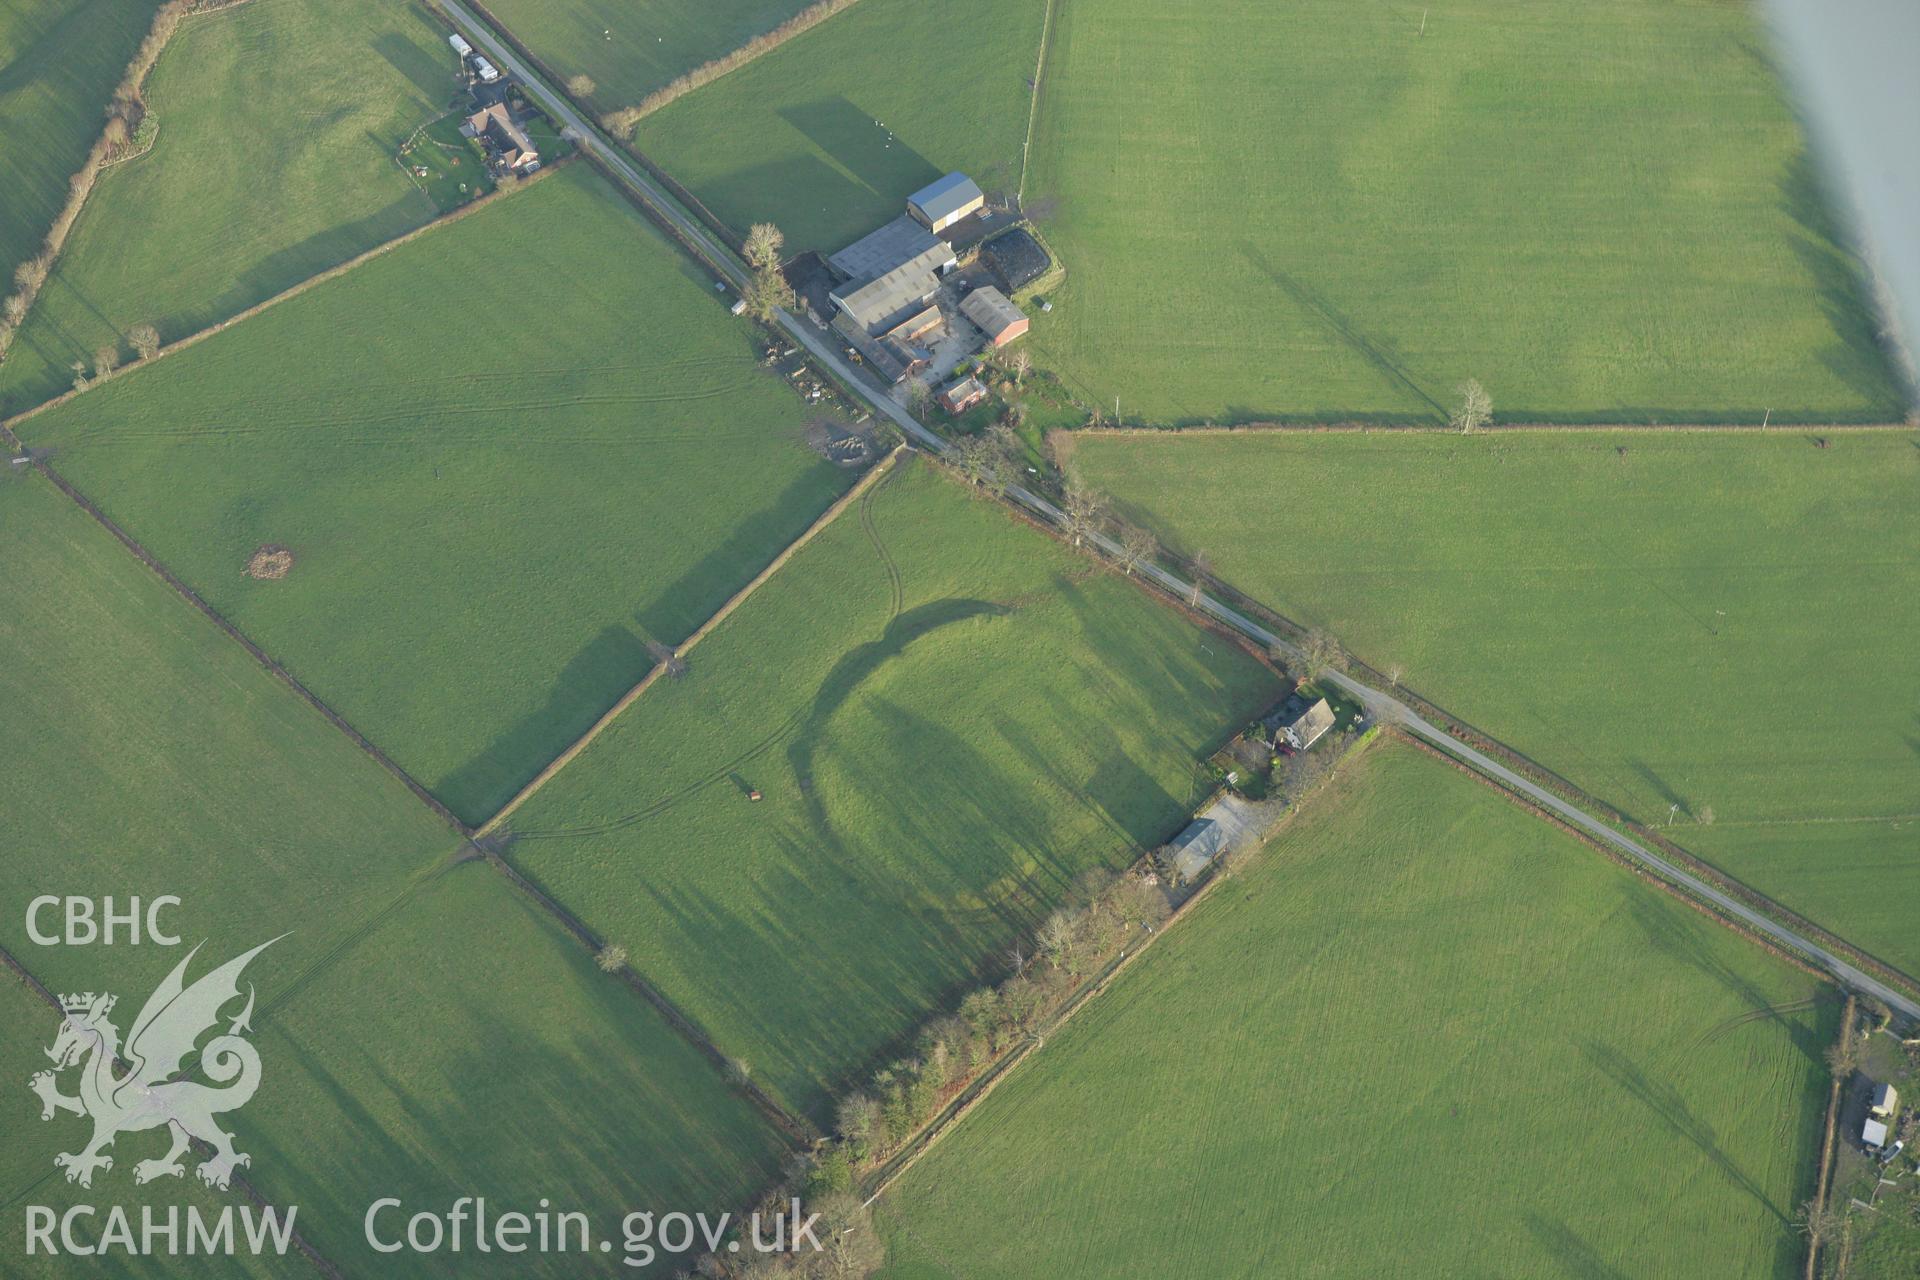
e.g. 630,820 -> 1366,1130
908,172 -> 985,231
829,216 -> 949,283
830,242 -> 953,335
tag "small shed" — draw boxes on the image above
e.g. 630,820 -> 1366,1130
1166,818 -> 1227,883
960,286 -> 1028,347
1872,1083 -> 1900,1117
1864,1117 -> 1890,1150
937,376 -> 987,415
907,173 -> 985,233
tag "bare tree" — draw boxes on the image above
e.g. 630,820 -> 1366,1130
566,73 -> 596,97
737,224 -> 793,322
1386,662 -> 1405,688
128,323 -> 161,359
3,293 -> 26,326
906,378 -> 932,422
14,256 -> 49,293
595,943 -> 628,972
1301,627 -> 1342,682
645,638 -> 687,678
800,1191 -> 886,1278
1007,348 -> 1032,386
93,343 -> 120,378
951,433 -> 995,488
1824,1034 -> 1859,1080
1451,378 -> 1492,433
1187,550 -> 1212,607
726,1056 -> 752,1085
743,222 -> 786,271
1117,524 -> 1156,576
1793,1197 -> 1846,1249
1061,478 -> 1104,547
70,360 -> 90,393
741,269 -> 793,323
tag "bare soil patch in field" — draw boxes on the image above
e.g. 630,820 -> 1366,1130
246,544 -> 293,579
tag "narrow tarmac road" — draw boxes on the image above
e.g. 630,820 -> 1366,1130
441,0 -> 1916,1023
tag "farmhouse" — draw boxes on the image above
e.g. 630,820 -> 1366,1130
938,376 -> 987,414
1272,697 -> 1335,752
908,172 -> 985,233
959,287 -> 1028,347
462,103 -> 538,173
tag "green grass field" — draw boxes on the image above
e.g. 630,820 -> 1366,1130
0,0 -> 453,415
635,0 -> 1047,251
0,973 -> 299,1279
0,468 -> 454,1002
478,0 -> 811,112
1068,428 -> 1920,976
17,164 -> 857,825
0,470 -> 784,1275
877,744 -> 1835,1279
1016,0 -> 1902,424
507,459 -> 1282,1123
236,863 -> 788,1277
0,0 -> 155,292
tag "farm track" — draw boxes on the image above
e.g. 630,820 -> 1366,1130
1696,995 -> 1824,1046
859,467 -> 904,618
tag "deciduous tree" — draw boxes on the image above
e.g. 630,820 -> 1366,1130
743,222 -> 786,271
1301,627 -> 1342,682
1117,524 -> 1156,576
1451,378 -> 1492,433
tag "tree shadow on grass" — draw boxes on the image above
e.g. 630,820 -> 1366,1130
1579,1038 -> 1786,1224
1619,886 -> 1817,1048
1521,1214 -> 1632,1280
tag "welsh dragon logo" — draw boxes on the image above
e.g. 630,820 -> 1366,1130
29,937 -> 281,1190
